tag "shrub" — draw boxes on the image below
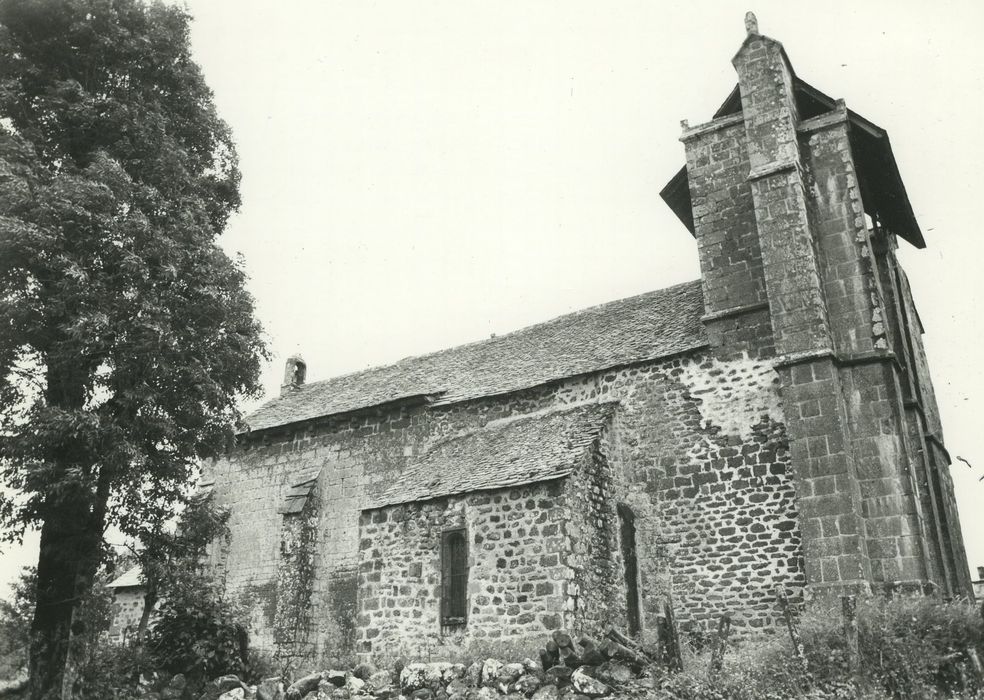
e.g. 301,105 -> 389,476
72,642 -> 151,700
147,569 -> 249,684
244,647 -> 279,684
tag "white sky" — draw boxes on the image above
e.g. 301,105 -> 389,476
2,1 -> 983,595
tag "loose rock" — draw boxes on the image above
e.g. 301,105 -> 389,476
425,663 -> 454,685
531,685 -> 560,700
471,688 -> 499,700
352,664 -> 377,681
497,663 -> 525,687
514,674 -> 541,696
367,670 -> 394,691
287,673 -> 323,700
466,662 -> 482,687
545,666 -> 573,686
480,659 -> 503,688
446,678 -> 470,700
570,669 -> 609,698
593,662 -> 633,686
401,663 -> 430,691
257,678 -> 285,700
217,676 -> 245,693
324,671 -> 347,688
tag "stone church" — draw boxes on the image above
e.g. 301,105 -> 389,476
204,18 -> 971,665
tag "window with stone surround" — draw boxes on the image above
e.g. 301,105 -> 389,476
441,528 -> 468,625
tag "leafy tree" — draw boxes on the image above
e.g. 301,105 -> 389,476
0,1 -> 267,697
0,567 -> 35,679
131,492 -> 231,643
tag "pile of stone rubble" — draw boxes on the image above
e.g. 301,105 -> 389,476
191,630 -> 663,700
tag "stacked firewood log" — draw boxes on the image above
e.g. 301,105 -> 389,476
537,628 -> 659,674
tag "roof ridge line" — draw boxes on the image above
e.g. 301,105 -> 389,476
278,279 -> 703,395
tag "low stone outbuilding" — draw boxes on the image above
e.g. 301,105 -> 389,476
356,403 -> 638,657
106,566 -> 146,644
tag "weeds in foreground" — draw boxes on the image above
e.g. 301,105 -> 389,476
666,596 -> 984,700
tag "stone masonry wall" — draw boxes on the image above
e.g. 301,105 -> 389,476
639,355 -> 801,632
893,258 -> 971,595
684,116 -> 766,319
799,115 -> 935,592
205,401 -> 429,654
869,234 -> 949,590
207,344 -> 800,661
108,588 -> 145,644
564,429 -> 632,636
355,478 -> 572,662
275,493 -> 319,667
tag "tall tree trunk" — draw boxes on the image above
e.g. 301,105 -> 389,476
136,585 -> 158,643
29,507 -> 85,700
28,495 -> 107,700
27,362 -> 106,700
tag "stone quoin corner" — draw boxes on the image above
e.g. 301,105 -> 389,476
200,13 -> 971,665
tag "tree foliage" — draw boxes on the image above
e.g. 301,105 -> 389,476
146,568 -> 248,685
0,0 -> 267,695
0,568 -> 35,678
0,0 -> 265,541
132,491 -> 231,641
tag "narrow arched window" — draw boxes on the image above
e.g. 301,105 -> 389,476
441,528 -> 468,625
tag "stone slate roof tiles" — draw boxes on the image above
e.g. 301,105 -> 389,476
277,474 -> 319,515
107,566 -> 143,589
244,279 -> 707,433
367,401 -> 617,509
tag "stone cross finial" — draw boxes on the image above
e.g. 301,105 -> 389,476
745,11 -> 758,35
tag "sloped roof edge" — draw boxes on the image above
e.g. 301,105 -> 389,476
241,281 -> 707,435
364,401 -> 617,510
107,566 -> 143,589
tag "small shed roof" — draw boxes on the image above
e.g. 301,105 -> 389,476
277,471 -> 320,515
366,401 -> 617,510
106,566 -> 143,589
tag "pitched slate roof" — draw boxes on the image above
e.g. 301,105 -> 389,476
107,566 -> 143,589
367,402 -> 616,509
244,279 -> 707,433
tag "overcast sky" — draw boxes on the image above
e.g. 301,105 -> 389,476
2,1 -> 983,595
